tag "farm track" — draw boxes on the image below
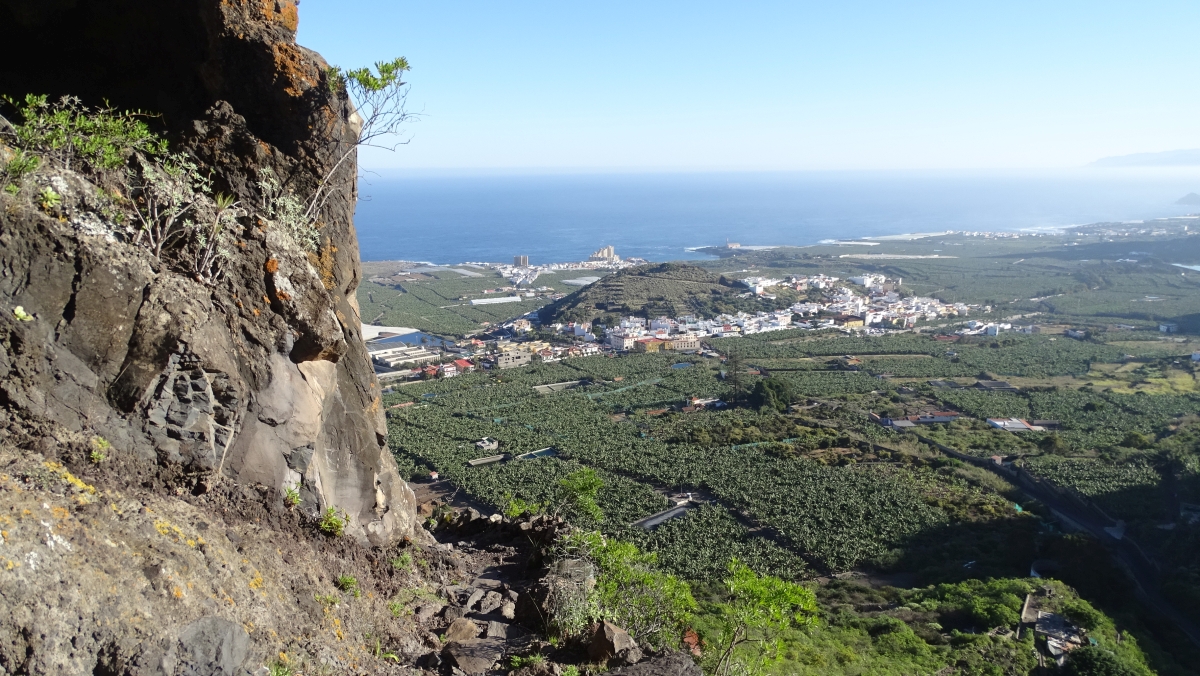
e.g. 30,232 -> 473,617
917,433 -> 1200,649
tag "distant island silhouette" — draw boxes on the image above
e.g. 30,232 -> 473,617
1091,149 -> 1200,167
1177,192 -> 1200,206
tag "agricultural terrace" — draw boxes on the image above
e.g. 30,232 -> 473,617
384,327 -> 1200,627
707,327 -> 1200,626
358,265 -> 595,336
385,349 -> 1042,583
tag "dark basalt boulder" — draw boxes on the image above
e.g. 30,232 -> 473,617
608,652 -> 703,676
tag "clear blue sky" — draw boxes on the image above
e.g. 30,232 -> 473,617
296,1 -> 1200,171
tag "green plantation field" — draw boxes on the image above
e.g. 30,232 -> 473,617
358,267 -> 598,336
385,354 -> 1027,579
382,325 -> 1200,673
384,329 -> 1200,564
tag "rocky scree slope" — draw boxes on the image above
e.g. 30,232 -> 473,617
0,447 -> 699,675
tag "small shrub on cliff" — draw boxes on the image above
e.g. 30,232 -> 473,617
551,468 -> 605,524
311,57 -> 413,230
509,654 -> 545,669
318,506 -> 347,536
390,552 -> 413,571
567,531 -> 696,647
189,192 -> 241,284
128,152 -> 204,257
128,154 -> 242,283
283,483 -> 301,507
0,94 -> 165,176
504,496 -> 544,519
256,167 -> 319,252
2,150 -> 38,190
36,187 -> 60,211
335,574 -> 360,597
90,437 -> 110,464
1,94 -> 242,283
326,58 -> 412,151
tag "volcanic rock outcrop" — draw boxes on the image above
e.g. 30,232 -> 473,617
0,0 -> 416,544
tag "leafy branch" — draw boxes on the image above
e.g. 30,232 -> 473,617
709,560 -> 817,676
305,57 -> 415,227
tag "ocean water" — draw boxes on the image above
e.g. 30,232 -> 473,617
352,169 -> 1200,264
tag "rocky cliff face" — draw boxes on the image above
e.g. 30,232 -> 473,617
0,7 -> 708,675
0,0 -> 416,544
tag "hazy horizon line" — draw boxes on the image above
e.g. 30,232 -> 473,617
358,165 -> 1200,178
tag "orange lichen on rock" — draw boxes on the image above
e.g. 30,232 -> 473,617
281,4 -> 299,31
251,0 -> 299,31
265,258 -> 279,273
272,42 -> 318,97
315,244 -> 337,291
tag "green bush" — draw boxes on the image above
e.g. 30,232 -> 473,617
706,559 -> 818,676
89,436 -> 110,464
283,483 -> 301,507
36,187 -> 60,210
335,574 -> 360,598
319,507 -> 346,537
504,496 -> 544,519
1063,646 -> 1142,676
588,534 -> 696,647
2,94 -> 166,176
553,468 -> 605,523
548,531 -> 695,647
508,654 -> 545,669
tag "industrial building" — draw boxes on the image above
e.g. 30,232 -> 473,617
369,345 -> 440,368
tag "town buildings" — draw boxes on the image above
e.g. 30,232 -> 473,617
589,245 -> 620,263
496,351 -> 532,369
593,272 -> 969,350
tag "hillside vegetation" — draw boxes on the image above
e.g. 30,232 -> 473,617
538,262 -> 782,324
